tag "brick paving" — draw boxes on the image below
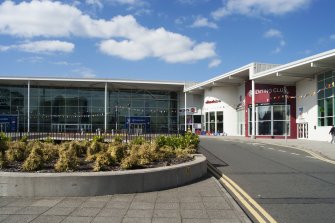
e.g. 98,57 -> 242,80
0,174 -> 251,223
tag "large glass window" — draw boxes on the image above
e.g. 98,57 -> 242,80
205,111 -> 224,134
317,70 -> 335,126
0,84 -> 178,133
249,105 -> 290,136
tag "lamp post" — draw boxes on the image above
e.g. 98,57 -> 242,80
16,106 -> 19,133
115,104 -> 118,132
128,104 -> 131,134
284,86 -> 288,144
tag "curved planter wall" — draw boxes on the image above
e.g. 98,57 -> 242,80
0,154 -> 207,197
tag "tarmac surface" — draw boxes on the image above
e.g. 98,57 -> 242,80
217,136 -> 335,161
0,174 -> 251,223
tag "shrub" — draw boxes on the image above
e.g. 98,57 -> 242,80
0,152 -> 7,168
131,136 -> 146,145
6,141 -> 26,162
120,153 -> 139,169
0,132 -> 10,153
93,135 -> 104,143
93,152 -> 115,171
86,141 -> 106,161
54,146 -> 78,172
137,143 -> 158,165
22,146 -> 44,171
113,135 -> 123,144
120,145 -> 140,169
108,144 -> 127,163
19,135 -> 28,143
158,145 -> 176,160
183,132 -> 199,150
42,143 -> 59,162
155,135 -> 167,148
44,137 -> 54,144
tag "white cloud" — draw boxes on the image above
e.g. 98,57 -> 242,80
191,17 -> 218,29
264,29 -> 282,38
263,29 -> 286,54
0,1 -> 216,63
0,40 -> 74,54
72,67 -> 96,78
86,0 -> 103,9
208,59 -> 221,68
212,0 -> 311,20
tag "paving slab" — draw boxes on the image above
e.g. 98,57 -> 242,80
0,174 -> 251,223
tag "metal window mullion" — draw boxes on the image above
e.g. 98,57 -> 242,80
27,80 -> 30,133
271,106 -> 274,136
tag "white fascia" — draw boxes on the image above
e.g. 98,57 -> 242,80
184,63 -> 255,93
251,49 -> 335,80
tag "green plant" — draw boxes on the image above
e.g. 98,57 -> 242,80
93,135 -> 104,143
158,145 -> 175,160
86,141 -> 105,161
44,136 -> 54,144
108,144 -> 127,163
0,132 -> 10,153
22,146 -> 44,171
54,146 -> 79,172
42,143 -> 59,162
113,135 -> 123,144
0,152 -> 7,168
131,136 -> 146,145
120,145 -> 140,169
19,135 -> 28,143
6,141 -> 26,162
93,152 -> 115,171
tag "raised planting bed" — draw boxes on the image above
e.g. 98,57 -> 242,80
0,154 -> 207,196
0,132 -> 206,196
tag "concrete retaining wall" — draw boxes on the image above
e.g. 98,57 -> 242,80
0,154 -> 207,197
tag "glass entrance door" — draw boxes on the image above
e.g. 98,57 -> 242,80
0,122 -> 9,132
131,123 -> 145,135
297,123 -> 308,139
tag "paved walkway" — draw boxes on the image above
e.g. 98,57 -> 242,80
203,136 -> 335,161
0,174 -> 251,223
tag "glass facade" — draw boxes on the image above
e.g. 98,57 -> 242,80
248,105 -> 290,136
317,70 -> 335,126
0,84 -> 178,133
205,111 -> 224,134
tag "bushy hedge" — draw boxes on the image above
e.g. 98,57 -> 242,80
0,133 -> 199,172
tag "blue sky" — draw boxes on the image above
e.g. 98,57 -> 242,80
0,0 -> 334,82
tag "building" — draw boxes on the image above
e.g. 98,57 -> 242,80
0,77 -> 184,133
1,49 -> 335,141
184,49 -> 335,141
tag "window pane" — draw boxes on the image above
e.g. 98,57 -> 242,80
258,121 -> 271,135
217,111 -> 223,123
326,98 -> 333,117
317,81 -> 324,99
318,100 -> 325,117
273,121 -> 285,135
210,112 -> 215,123
318,118 -> 325,126
258,106 -> 271,121
273,105 -> 285,120
325,78 -> 333,98
326,117 -> 333,126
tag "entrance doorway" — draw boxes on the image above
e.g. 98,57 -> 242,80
0,122 -> 9,132
131,123 -> 145,135
297,123 -> 308,139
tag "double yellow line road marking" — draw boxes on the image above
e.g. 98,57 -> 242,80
208,162 -> 277,223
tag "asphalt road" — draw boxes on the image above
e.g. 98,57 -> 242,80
200,137 -> 335,223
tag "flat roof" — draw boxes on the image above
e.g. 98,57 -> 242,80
252,49 -> 335,85
184,62 -> 279,92
0,76 -> 185,91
